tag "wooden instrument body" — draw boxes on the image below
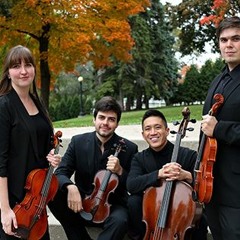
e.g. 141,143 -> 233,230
81,169 -> 119,223
143,181 -> 202,240
194,137 -> 217,203
80,139 -> 125,223
13,130 -> 62,240
13,168 -> 59,240
142,107 -> 202,240
193,93 -> 224,204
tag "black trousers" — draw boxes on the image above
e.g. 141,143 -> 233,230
127,194 -> 209,240
48,190 -> 129,240
206,199 -> 240,240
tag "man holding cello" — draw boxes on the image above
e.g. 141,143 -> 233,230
48,96 -> 138,240
126,109 -> 208,240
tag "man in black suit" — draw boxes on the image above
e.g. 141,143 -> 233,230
201,16 -> 240,240
48,96 -> 138,240
126,109 -> 207,240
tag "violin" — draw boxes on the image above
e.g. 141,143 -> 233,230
143,107 -> 202,240
13,131 -> 62,240
80,139 -> 126,223
193,93 -> 224,203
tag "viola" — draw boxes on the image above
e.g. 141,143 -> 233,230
13,131 -> 62,240
193,93 -> 224,203
80,139 -> 126,223
143,107 -> 202,240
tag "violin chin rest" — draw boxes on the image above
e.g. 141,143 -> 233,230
80,210 -> 93,221
13,226 -> 30,239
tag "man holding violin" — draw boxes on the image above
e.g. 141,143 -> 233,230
126,109 -> 208,240
48,96 -> 138,240
201,16 -> 240,240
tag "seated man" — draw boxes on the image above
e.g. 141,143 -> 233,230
127,109 -> 208,240
48,96 -> 138,240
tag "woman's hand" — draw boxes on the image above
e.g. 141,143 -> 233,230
46,149 -> 61,168
1,206 -> 18,236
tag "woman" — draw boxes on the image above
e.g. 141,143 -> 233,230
0,45 -> 61,239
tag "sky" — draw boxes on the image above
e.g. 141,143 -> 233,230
160,0 -> 220,65
161,0 -> 182,5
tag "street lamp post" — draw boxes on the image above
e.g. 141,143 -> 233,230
78,76 -> 85,117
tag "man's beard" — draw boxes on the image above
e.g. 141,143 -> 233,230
97,130 -> 113,139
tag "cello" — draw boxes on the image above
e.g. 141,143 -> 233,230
142,107 -> 202,240
13,131 -> 62,240
80,139 -> 126,223
193,93 -> 224,203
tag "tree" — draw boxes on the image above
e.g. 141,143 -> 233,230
129,12 -> 154,110
0,0 -> 150,108
200,0 -> 239,26
182,65 -> 201,104
96,0 -> 179,110
199,58 -> 224,102
148,0 -> 179,105
170,58 -> 225,105
49,62 -> 95,119
166,0 -> 240,56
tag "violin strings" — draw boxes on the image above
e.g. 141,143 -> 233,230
31,143 -> 60,227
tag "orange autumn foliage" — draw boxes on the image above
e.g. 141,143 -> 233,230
199,0 -> 229,27
0,0 -> 150,106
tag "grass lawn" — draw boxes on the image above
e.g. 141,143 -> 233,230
53,104 -> 203,128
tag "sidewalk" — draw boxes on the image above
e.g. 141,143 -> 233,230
55,120 -> 201,142
49,121 -> 204,239
55,120 -> 201,154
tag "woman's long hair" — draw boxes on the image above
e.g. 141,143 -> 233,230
0,45 -> 53,129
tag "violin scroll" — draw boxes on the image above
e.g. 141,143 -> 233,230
52,131 -> 62,148
209,93 -> 224,116
51,131 -> 63,154
113,139 -> 126,156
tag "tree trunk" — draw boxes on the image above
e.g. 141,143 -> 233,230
125,96 -> 134,111
118,87 -> 124,110
145,96 -> 149,109
39,23 -> 51,109
136,95 -> 142,110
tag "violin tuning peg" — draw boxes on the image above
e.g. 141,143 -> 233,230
186,127 -> 194,132
190,119 -> 196,123
172,121 -> 180,126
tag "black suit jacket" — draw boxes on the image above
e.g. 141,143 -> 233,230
0,89 -> 52,207
55,131 -> 138,206
127,141 -> 196,194
203,64 -> 240,207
